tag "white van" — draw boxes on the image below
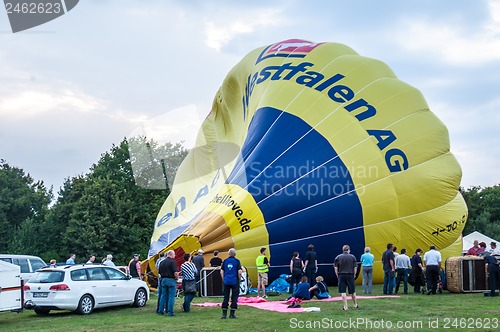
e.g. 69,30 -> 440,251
0,254 -> 47,281
0,260 -> 23,312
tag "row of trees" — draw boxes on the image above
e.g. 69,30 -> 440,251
0,137 -> 188,265
461,185 -> 500,240
1,138 -> 499,265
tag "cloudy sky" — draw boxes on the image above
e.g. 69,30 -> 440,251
0,0 -> 499,193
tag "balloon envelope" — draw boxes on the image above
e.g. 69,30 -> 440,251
142,39 -> 467,285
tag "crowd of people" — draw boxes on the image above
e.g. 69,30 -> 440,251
155,247 -> 243,318
58,240 -> 494,318
465,240 -> 500,297
152,243 -> 445,316
49,253 -> 145,280
155,244 -> 331,316
381,243 -> 443,295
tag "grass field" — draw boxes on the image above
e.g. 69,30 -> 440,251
1,285 -> 499,332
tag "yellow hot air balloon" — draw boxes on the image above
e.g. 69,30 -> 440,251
142,39 -> 467,286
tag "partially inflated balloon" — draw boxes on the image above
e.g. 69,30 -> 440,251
142,39 -> 467,285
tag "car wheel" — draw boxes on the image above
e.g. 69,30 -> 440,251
34,307 -> 50,315
77,294 -> 94,315
133,288 -> 147,307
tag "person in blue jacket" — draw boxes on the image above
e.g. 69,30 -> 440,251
220,248 -> 242,319
291,276 -> 311,300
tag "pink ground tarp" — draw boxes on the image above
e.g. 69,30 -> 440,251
193,295 -> 399,313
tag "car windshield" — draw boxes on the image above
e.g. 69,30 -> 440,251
30,259 -> 47,271
29,271 -> 65,283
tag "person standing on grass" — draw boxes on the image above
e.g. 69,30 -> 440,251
256,247 -> 270,298
392,246 -> 399,288
360,247 -> 374,294
423,245 -> 441,295
382,243 -> 395,294
220,248 -> 242,319
484,251 -> 500,297
157,250 -> 179,316
181,253 -> 198,312
303,244 -> 318,287
334,244 -> 358,310
289,252 -> 304,294
192,249 -> 205,297
210,250 -> 223,267
394,248 -> 411,294
155,252 -> 166,314
410,249 -> 424,293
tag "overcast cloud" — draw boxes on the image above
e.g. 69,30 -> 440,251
0,0 -> 498,192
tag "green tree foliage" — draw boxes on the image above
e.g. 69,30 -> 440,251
43,176 -> 87,262
0,160 -> 52,253
1,138 -> 188,265
461,185 -> 500,240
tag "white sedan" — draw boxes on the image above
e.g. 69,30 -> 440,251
24,265 -> 149,315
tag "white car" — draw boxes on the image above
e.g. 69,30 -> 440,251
24,265 -> 149,315
0,254 -> 47,281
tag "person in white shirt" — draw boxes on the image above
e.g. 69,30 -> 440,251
102,254 -> 115,266
489,242 -> 500,255
394,248 -> 411,294
86,255 -> 95,264
423,245 -> 442,295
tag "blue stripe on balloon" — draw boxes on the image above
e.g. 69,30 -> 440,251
227,107 -> 364,284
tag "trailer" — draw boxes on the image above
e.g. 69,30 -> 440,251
0,260 -> 24,312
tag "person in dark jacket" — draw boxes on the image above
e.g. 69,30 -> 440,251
303,244 -> 317,288
192,249 -> 205,296
289,252 -> 304,294
210,250 -> 223,267
220,248 -> 242,319
128,254 -> 142,279
309,275 -> 330,299
157,250 -> 179,316
291,276 -> 310,300
409,248 -> 424,293
484,251 -> 500,297
381,243 -> 395,294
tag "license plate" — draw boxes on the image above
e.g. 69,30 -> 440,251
33,292 -> 49,298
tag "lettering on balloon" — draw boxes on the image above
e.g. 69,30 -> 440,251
431,215 -> 467,237
210,194 -> 252,232
156,168 -> 221,228
242,61 -> 409,173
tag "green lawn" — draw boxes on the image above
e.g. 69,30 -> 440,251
1,285 -> 498,332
